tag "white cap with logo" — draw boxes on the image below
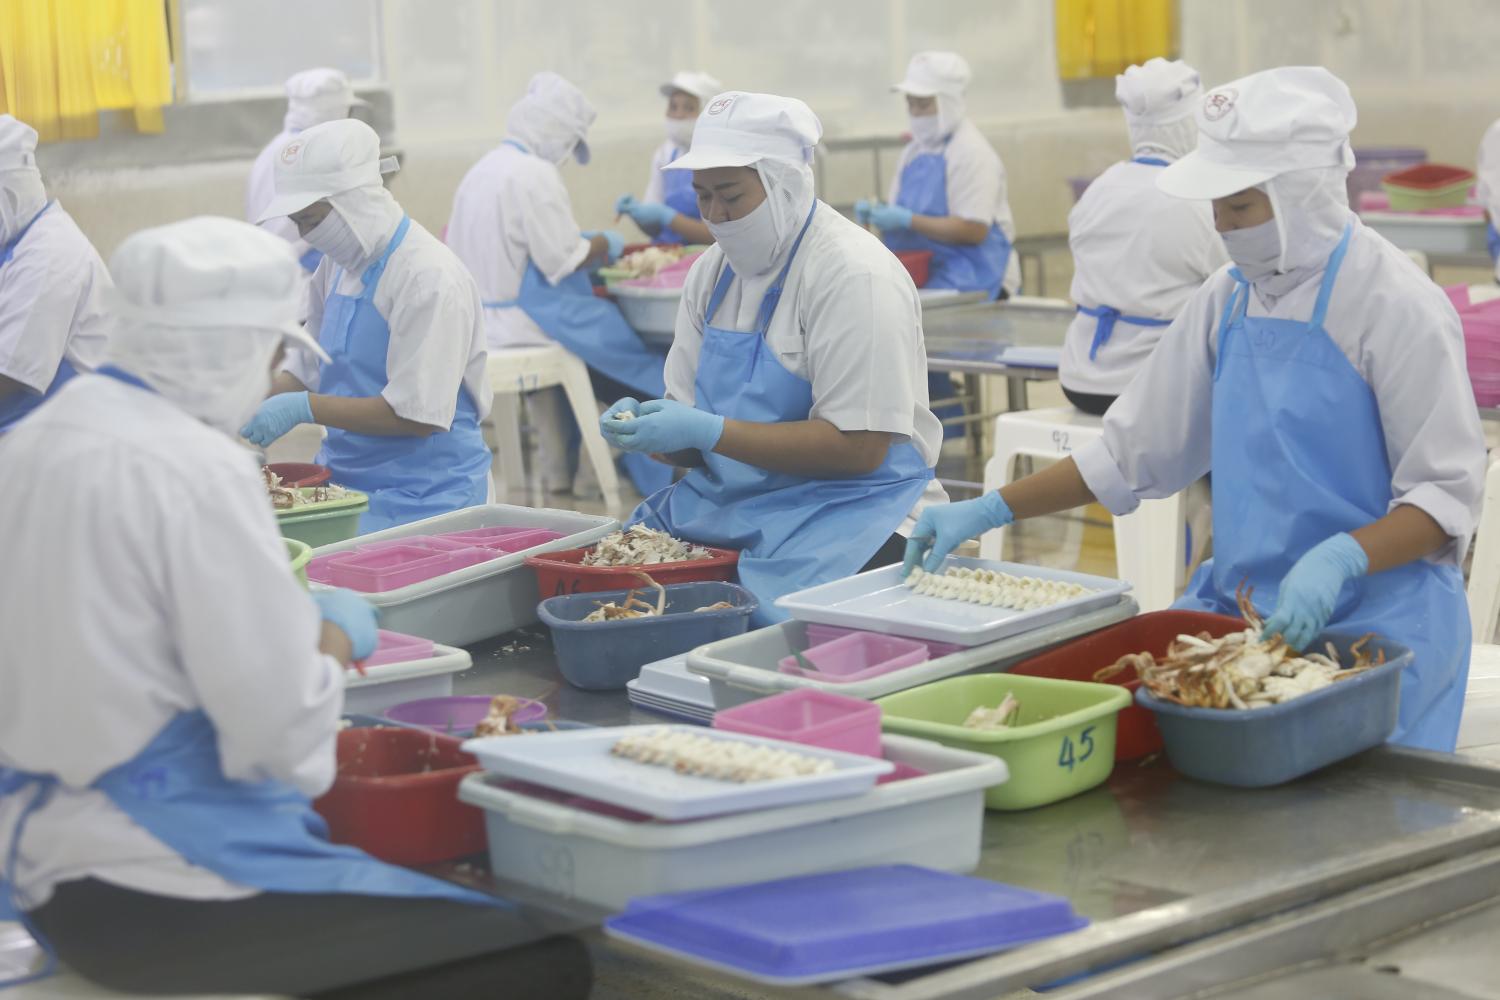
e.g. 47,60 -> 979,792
254,118 -> 398,223
663,92 -> 822,172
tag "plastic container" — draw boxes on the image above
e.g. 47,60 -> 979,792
1347,146 -> 1426,205
893,250 -> 932,287
318,544 -> 497,592
309,505 -> 617,645
1007,610 -> 1245,760
1139,632 -> 1412,787
458,734 -> 1008,909
1382,163 -> 1475,211
777,632 -> 929,683
265,462 -> 330,488
276,489 -> 369,547
714,689 -> 883,757
525,544 -> 740,598
876,674 -> 1131,810
612,283 -> 683,335
802,623 -> 964,659
285,537 -> 311,588
435,526 -> 565,553
384,695 -> 547,735
540,581 -> 758,690
313,727 -> 485,865
363,629 -> 435,668
342,641 -> 473,717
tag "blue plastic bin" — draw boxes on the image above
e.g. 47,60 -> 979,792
539,581 -> 758,691
1137,632 -> 1411,788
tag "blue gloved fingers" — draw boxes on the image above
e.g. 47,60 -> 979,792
603,230 -> 626,263
602,397 -> 642,421
901,513 -> 937,578
312,588 -> 380,661
636,398 -> 669,416
922,527 -> 961,574
615,193 -> 636,214
240,392 -> 312,448
853,199 -> 872,224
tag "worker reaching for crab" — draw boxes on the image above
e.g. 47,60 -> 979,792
599,92 -> 948,627
902,67 -> 1488,753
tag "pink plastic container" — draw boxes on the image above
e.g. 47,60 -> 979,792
713,689 -> 883,757
363,630 -> 437,668
778,632 -> 930,683
358,535 -> 472,554
435,526 -> 565,553
321,545 -> 496,592
801,624 -> 962,659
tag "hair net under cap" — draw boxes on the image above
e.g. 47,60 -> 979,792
0,115 -> 46,243
283,67 -> 367,132
660,71 -> 723,102
506,71 -> 597,166
892,51 -> 971,98
663,92 -> 822,172
256,118 -> 398,223
0,115 -> 39,171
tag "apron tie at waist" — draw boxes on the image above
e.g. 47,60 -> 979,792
1076,304 -> 1171,361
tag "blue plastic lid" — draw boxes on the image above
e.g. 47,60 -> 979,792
604,865 -> 1088,986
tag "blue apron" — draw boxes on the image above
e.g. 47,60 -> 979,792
656,147 -> 702,245
1487,221 -> 1499,263
632,206 -> 935,627
1074,159 -> 1174,362
315,216 -> 490,534
1174,224 -> 1470,752
0,202 -> 80,433
299,247 -> 325,273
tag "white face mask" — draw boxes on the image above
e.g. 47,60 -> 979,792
909,113 -> 943,146
1220,218 -> 1282,282
665,116 -> 695,150
304,207 -> 367,271
706,198 -> 781,277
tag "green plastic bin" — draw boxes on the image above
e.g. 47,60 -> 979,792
285,537 -> 312,589
876,674 -> 1130,811
276,489 -> 368,547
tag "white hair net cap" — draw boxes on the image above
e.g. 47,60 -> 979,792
255,118 -> 398,223
0,115 -> 46,245
283,67 -> 368,133
893,51 -> 970,139
660,71 -> 723,102
1116,58 -> 1202,160
506,71 -> 597,166
663,91 -> 821,172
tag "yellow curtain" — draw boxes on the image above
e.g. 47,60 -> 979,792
0,0 -> 172,143
1056,0 -> 1177,80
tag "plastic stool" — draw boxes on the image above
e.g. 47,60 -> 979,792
1466,458 -> 1500,643
979,406 -> 1186,613
485,345 -> 621,509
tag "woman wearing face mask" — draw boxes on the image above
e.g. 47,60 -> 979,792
244,119 -> 494,534
599,92 -> 948,625
902,67 -> 1486,753
615,71 -> 723,246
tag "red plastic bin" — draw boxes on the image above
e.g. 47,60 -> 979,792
314,727 -> 485,866
1381,162 -> 1474,190
265,462 -> 331,488
524,545 -> 740,598
1006,610 -> 1245,761
894,250 -> 932,288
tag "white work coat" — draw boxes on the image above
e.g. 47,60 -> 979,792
0,375 -> 344,905
643,139 -> 685,204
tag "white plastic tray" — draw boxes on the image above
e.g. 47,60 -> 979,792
1358,211 -> 1490,255
462,725 -> 893,820
626,654 -> 716,720
341,642 -> 471,717
775,557 -> 1132,647
458,734 -> 1007,909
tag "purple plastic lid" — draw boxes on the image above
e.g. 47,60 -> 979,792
384,695 -> 547,733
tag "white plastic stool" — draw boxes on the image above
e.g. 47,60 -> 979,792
1465,458 -> 1500,643
485,345 -> 620,509
979,406 -> 1186,613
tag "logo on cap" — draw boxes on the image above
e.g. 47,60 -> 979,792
1202,88 -> 1237,122
280,141 -> 303,164
707,96 -> 734,116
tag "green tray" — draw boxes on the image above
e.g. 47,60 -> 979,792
876,674 -> 1130,811
1382,178 -> 1471,211
285,537 -> 312,589
276,489 -> 368,548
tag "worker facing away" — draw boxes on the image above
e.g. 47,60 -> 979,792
245,118 -> 493,534
600,92 -> 948,626
903,66 -> 1486,753
615,69 -> 724,247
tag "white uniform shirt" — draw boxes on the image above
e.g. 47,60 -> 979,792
0,376 -> 345,906
643,139 -> 686,204
284,217 -> 492,425
1477,118 -> 1500,283
0,202 -> 109,394
889,120 -> 1021,295
245,130 -> 312,256
1074,218 -> 1486,565
1059,159 -> 1227,396
446,144 -> 591,351
665,202 -> 948,525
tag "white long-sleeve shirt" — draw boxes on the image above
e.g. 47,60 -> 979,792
1074,217 -> 1486,565
0,376 -> 346,906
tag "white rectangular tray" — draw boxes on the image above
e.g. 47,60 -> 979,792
775,557 -> 1132,647
342,642 -> 472,717
626,655 -> 715,711
462,725 -> 892,820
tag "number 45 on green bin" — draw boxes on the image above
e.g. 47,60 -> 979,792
1058,726 -> 1096,772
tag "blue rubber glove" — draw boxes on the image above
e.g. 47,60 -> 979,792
624,200 -> 679,230
597,229 -> 626,263
603,398 -> 724,455
902,492 -> 1015,576
853,199 -> 874,225
241,392 -> 313,448
1262,533 -> 1369,651
599,396 -> 642,447
312,588 -> 380,661
614,193 -> 637,215
868,202 -> 914,231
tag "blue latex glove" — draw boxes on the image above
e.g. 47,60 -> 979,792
583,229 -> 626,263
615,193 -> 638,215
868,202 -> 914,231
624,200 -> 679,230
312,588 -> 380,661
1261,532 -> 1369,651
853,199 -> 874,225
603,398 -> 724,455
599,396 -> 642,447
241,392 -> 313,448
902,492 -> 1015,576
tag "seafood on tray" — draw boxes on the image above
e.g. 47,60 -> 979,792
610,728 -> 835,783
579,573 -> 733,623
614,246 -> 694,279
580,525 -> 713,567
904,566 -> 1093,611
1096,583 -> 1386,710
472,695 -> 530,737
963,692 -> 1021,730
262,467 -> 349,511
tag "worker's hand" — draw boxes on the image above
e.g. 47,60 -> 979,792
1262,532 -> 1369,652
902,492 -> 1014,576
240,391 -> 314,448
623,200 -> 679,230
583,229 -> 626,264
599,396 -> 642,447
853,199 -> 873,225
606,398 -> 724,455
614,193 -> 638,216
312,588 -> 380,661
868,202 -> 914,231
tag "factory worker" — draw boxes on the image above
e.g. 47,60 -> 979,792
903,67 -> 1486,753
1478,114 -> 1500,280
1058,59 -> 1227,414
856,52 -> 1020,298
0,218 -> 589,998
600,92 -> 947,625
447,71 -> 666,495
246,118 -> 493,533
615,70 -> 724,246
0,115 -> 110,432
245,68 -> 367,273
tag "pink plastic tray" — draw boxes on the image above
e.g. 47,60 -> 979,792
313,544 -> 496,592
435,526 -> 565,553
363,630 -> 437,668
778,632 -> 930,684
801,625 -> 963,661
714,689 -> 883,757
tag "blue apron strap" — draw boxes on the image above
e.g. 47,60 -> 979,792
1309,223 -> 1354,330
1077,304 -> 1172,361
1,772 -> 60,987
0,201 -> 53,265
704,265 -> 737,327
95,365 -> 155,393
1132,156 -> 1170,167
502,139 -> 529,155
357,216 -> 412,301
752,204 -> 820,333
1214,271 -> 1252,381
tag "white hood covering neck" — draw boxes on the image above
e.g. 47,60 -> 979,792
1254,164 -> 1353,302
750,156 -> 817,277
505,72 -> 595,166
0,167 -> 46,245
324,182 -> 403,274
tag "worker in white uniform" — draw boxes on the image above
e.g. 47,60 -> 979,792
0,115 -> 110,432
1477,114 -> 1500,281
904,67 -> 1486,753
0,217 -> 589,998
447,71 -> 666,496
600,92 -> 948,625
615,70 -> 723,246
1058,58 -> 1227,415
245,118 -> 493,534
244,67 -> 367,273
